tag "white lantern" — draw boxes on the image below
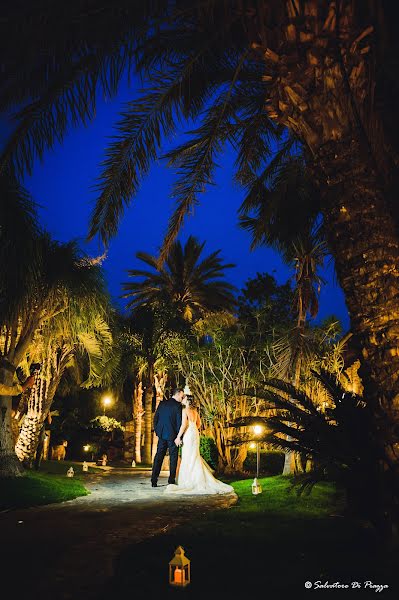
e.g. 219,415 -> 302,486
67,467 -> 74,478
82,461 -> 89,472
252,477 -> 262,495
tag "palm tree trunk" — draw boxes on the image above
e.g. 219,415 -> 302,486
143,365 -> 154,464
0,361 -> 24,477
133,381 -> 143,463
283,318 -> 305,475
319,135 -> 399,412
15,348 -> 70,466
318,137 -> 399,540
15,371 -> 44,466
152,371 -> 167,463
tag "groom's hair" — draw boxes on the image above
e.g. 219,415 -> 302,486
172,387 -> 184,396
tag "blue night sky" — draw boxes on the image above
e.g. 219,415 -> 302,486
6,79 -> 349,331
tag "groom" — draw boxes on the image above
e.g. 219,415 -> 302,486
151,387 -> 184,487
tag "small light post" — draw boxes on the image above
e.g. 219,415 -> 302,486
252,424 -> 264,495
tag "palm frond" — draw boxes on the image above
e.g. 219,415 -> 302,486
159,50 -> 250,263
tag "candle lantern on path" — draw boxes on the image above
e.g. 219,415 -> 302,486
169,546 -> 191,587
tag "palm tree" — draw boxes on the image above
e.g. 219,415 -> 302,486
122,236 -> 236,464
0,173 -> 108,475
1,3 -> 399,429
0,171 -> 42,476
123,236 -> 236,322
14,264 -> 113,466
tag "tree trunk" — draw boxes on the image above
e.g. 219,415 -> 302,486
152,371 -> 167,463
317,135 -> 399,541
15,348 -> 70,466
133,381 -> 143,463
283,320 -> 305,475
0,363 -> 24,477
232,443 -> 248,472
14,371 -> 43,466
143,366 -> 154,464
251,4 -> 399,534
319,135 -> 399,412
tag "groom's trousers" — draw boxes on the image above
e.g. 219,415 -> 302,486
151,438 -> 179,484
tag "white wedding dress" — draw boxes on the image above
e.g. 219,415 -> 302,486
165,417 -> 234,495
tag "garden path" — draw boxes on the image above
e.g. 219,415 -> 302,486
0,467 -> 236,600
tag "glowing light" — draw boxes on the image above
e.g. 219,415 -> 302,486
249,442 -> 256,450
169,546 -> 191,588
102,395 -> 113,414
83,445 -> 90,452
253,424 -> 264,436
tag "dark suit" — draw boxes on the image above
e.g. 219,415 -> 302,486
151,397 -> 182,485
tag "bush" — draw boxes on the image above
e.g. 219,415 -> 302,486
244,450 -> 285,475
200,436 -> 218,469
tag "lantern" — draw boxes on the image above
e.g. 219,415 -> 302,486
82,461 -> 89,472
169,546 -> 191,587
252,477 -> 262,495
67,467 -> 74,478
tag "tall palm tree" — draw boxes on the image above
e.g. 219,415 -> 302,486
123,236 -> 236,322
1,3 -> 399,420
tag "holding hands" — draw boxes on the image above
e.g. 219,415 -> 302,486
174,436 -> 182,447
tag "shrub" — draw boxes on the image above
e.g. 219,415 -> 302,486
200,436 -> 218,469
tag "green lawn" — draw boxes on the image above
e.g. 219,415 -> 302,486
99,476 -> 398,599
0,460 -> 99,510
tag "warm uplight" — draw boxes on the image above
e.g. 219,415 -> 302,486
249,442 -> 256,450
83,444 -> 90,452
253,424 -> 264,435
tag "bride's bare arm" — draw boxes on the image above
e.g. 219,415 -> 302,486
196,411 -> 201,429
175,409 -> 188,445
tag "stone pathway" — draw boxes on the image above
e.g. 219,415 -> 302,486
0,468 -> 237,600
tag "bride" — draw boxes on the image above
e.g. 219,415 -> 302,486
165,394 -> 234,495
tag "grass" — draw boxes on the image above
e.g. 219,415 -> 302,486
99,475 -> 398,599
0,460 -> 100,511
